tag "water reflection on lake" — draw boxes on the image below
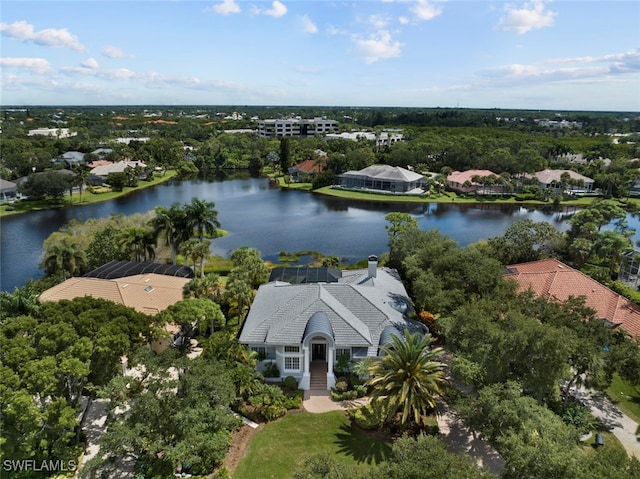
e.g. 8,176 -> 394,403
0,177 -> 630,291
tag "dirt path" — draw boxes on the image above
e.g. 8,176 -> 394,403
220,424 -> 259,476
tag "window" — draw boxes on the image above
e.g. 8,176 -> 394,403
284,357 -> 300,370
251,346 -> 266,359
336,348 -> 350,358
284,346 -> 299,353
352,347 -> 369,358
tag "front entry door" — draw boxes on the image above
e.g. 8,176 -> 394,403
312,343 -> 326,361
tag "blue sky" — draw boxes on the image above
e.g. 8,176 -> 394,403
1,1 -> 639,110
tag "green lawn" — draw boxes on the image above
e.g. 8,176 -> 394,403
606,374 -> 640,424
233,411 -> 391,479
0,170 -> 178,217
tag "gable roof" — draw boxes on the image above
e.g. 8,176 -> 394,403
505,258 -> 640,338
39,273 -> 190,315
240,267 -> 424,353
0,178 -> 17,193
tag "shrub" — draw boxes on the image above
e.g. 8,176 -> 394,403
283,375 -> 297,389
331,389 -> 358,401
335,380 -> 348,393
355,385 -> 367,398
282,390 -> 303,410
262,361 -> 280,378
354,404 -> 384,430
263,404 -> 287,421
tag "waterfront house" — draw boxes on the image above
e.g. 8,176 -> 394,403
0,178 -> 17,203
336,164 -> 426,194
446,169 -> 504,194
239,256 -> 427,390
526,169 -> 594,194
90,160 -> 147,180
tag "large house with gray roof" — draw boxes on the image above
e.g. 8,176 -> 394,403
336,164 -> 426,194
239,256 -> 426,390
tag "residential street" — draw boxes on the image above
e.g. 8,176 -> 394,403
578,387 -> 640,459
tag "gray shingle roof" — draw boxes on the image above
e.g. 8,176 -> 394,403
240,267 -> 418,349
341,164 -> 423,182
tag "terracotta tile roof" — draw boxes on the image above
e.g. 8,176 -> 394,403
290,159 -> 324,174
506,258 -> 640,338
447,169 -> 498,185
40,274 -> 190,315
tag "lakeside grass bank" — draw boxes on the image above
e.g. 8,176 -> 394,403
0,170 -> 179,217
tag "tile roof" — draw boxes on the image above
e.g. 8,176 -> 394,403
239,267 -> 424,352
506,258 -> 640,338
289,159 -> 325,174
342,165 -> 424,182
447,170 -> 498,184
39,274 -> 190,315
528,169 -> 594,185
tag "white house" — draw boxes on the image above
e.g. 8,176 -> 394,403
527,169 -> 594,194
90,160 -> 147,179
239,256 -> 426,390
28,128 -> 76,138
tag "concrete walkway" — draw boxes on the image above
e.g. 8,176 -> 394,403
76,398 -> 135,478
436,403 -> 505,477
303,389 -> 370,413
577,387 -> 640,459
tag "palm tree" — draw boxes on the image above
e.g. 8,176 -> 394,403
224,272 -> 254,324
118,227 -> 156,262
150,203 -> 189,264
184,197 -> 220,240
180,238 -> 210,277
41,241 -> 87,278
183,273 -> 223,302
367,330 -> 448,426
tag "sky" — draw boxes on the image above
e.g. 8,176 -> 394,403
1,1 -> 639,111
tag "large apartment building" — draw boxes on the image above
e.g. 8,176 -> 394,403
257,117 -> 338,138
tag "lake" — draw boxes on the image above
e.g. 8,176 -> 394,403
0,177 -> 629,292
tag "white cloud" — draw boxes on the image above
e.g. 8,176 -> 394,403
301,14 -> 318,34
353,30 -> 403,64
208,0 -> 241,15
497,0 -> 556,34
81,58 -> 99,69
0,57 -> 52,74
262,1 -> 287,18
369,14 -> 390,29
327,25 -> 347,36
399,16 -> 410,25
102,46 -> 133,59
548,49 -> 640,71
480,50 -> 640,87
411,0 -> 444,21
0,20 -> 85,51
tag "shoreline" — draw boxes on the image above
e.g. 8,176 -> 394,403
0,170 -> 179,217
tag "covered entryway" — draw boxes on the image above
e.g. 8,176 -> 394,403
299,312 -> 336,390
309,360 -> 327,389
312,343 -> 326,361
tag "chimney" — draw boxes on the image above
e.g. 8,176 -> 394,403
368,255 -> 378,278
